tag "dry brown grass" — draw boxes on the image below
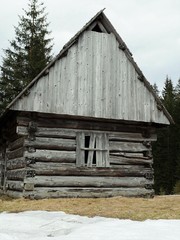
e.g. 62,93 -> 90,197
0,195 -> 180,221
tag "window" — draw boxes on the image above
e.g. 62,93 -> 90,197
91,24 -> 103,33
89,21 -> 109,34
76,132 -> 109,167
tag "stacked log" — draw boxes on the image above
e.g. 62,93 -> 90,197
5,136 -> 26,197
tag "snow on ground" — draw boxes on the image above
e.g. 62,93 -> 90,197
0,211 -> 180,240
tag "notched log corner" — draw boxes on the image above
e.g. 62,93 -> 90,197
24,183 -> 34,191
26,158 -> 36,166
27,147 -> 36,153
142,141 -> 151,148
144,172 -> 154,180
142,130 -> 151,138
27,122 -> 37,141
145,184 -> 153,190
26,170 -> 36,178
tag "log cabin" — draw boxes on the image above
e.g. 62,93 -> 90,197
0,10 -> 173,199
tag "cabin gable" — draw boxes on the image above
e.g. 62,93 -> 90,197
10,30 -> 170,125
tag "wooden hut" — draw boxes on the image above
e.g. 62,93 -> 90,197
0,10 -> 173,199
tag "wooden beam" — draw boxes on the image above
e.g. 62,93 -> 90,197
6,170 -> 27,180
24,187 -> 154,199
6,157 -> 26,170
24,137 -> 76,151
109,142 -> 149,152
6,190 -> 23,198
17,116 -> 154,134
76,132 -> 85,167
8,137 -> 25,151
6,147 -> 24,160
6,180 -> 24,191
87,133 -> 96,167
109,155 -> 153,165
24,176 -> 153,188
28,166 -> 153,177
25,150 -> 76,163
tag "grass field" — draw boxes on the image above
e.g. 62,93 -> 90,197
0,195 -> 180,221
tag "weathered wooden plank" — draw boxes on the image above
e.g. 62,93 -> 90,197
24,176 -> 153,188
109,155 -> 153,165
87,133 -> 96,167
24,183 -> 34,191
81,148 -> 107,151
25,150 -> 76,162
109,142 -> 149,152
17,116 -> 31,126
6,190 -> 23,198
24,137 -> 76,150
103,133 -> 110,167
24,187 -> 154,199
16,126 -> 28,136
107,165 -> 149,170
8,137 -> 25,151
6,157 -> 26,170
28,162 -> 75,170
27,159 -> 151,172
110,152 -> 149,159
6,180 -> 24,191
96,134 -> 103,167
31,166 -> 152,177
6,147 -> 24,160
76,132 -> 85,167
17,124 -> 154,136
17,125 -> 77,138
109,133 -> 157,142
6,170 -> 27,180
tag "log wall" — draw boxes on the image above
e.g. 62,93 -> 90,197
0,115 -> 25,197
5,136 -> 25,197
0,151 -> 3,189
1,112 -> 156,198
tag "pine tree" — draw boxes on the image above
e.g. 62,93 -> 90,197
0,0 -> 53,115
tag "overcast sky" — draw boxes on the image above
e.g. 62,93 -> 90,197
0,0 -> 180,92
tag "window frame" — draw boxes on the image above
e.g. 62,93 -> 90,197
76,132 -> 109,167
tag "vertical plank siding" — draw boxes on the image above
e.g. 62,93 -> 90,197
10,31 -> 169,125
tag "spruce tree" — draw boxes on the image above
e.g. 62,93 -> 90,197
153,77 -> 177,194
152,83 -> 160,96
162,76 -> 175,115
174,79 -> 180,192
0,0 -> 53,115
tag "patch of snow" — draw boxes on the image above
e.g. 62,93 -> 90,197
0,211 -> 179,240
